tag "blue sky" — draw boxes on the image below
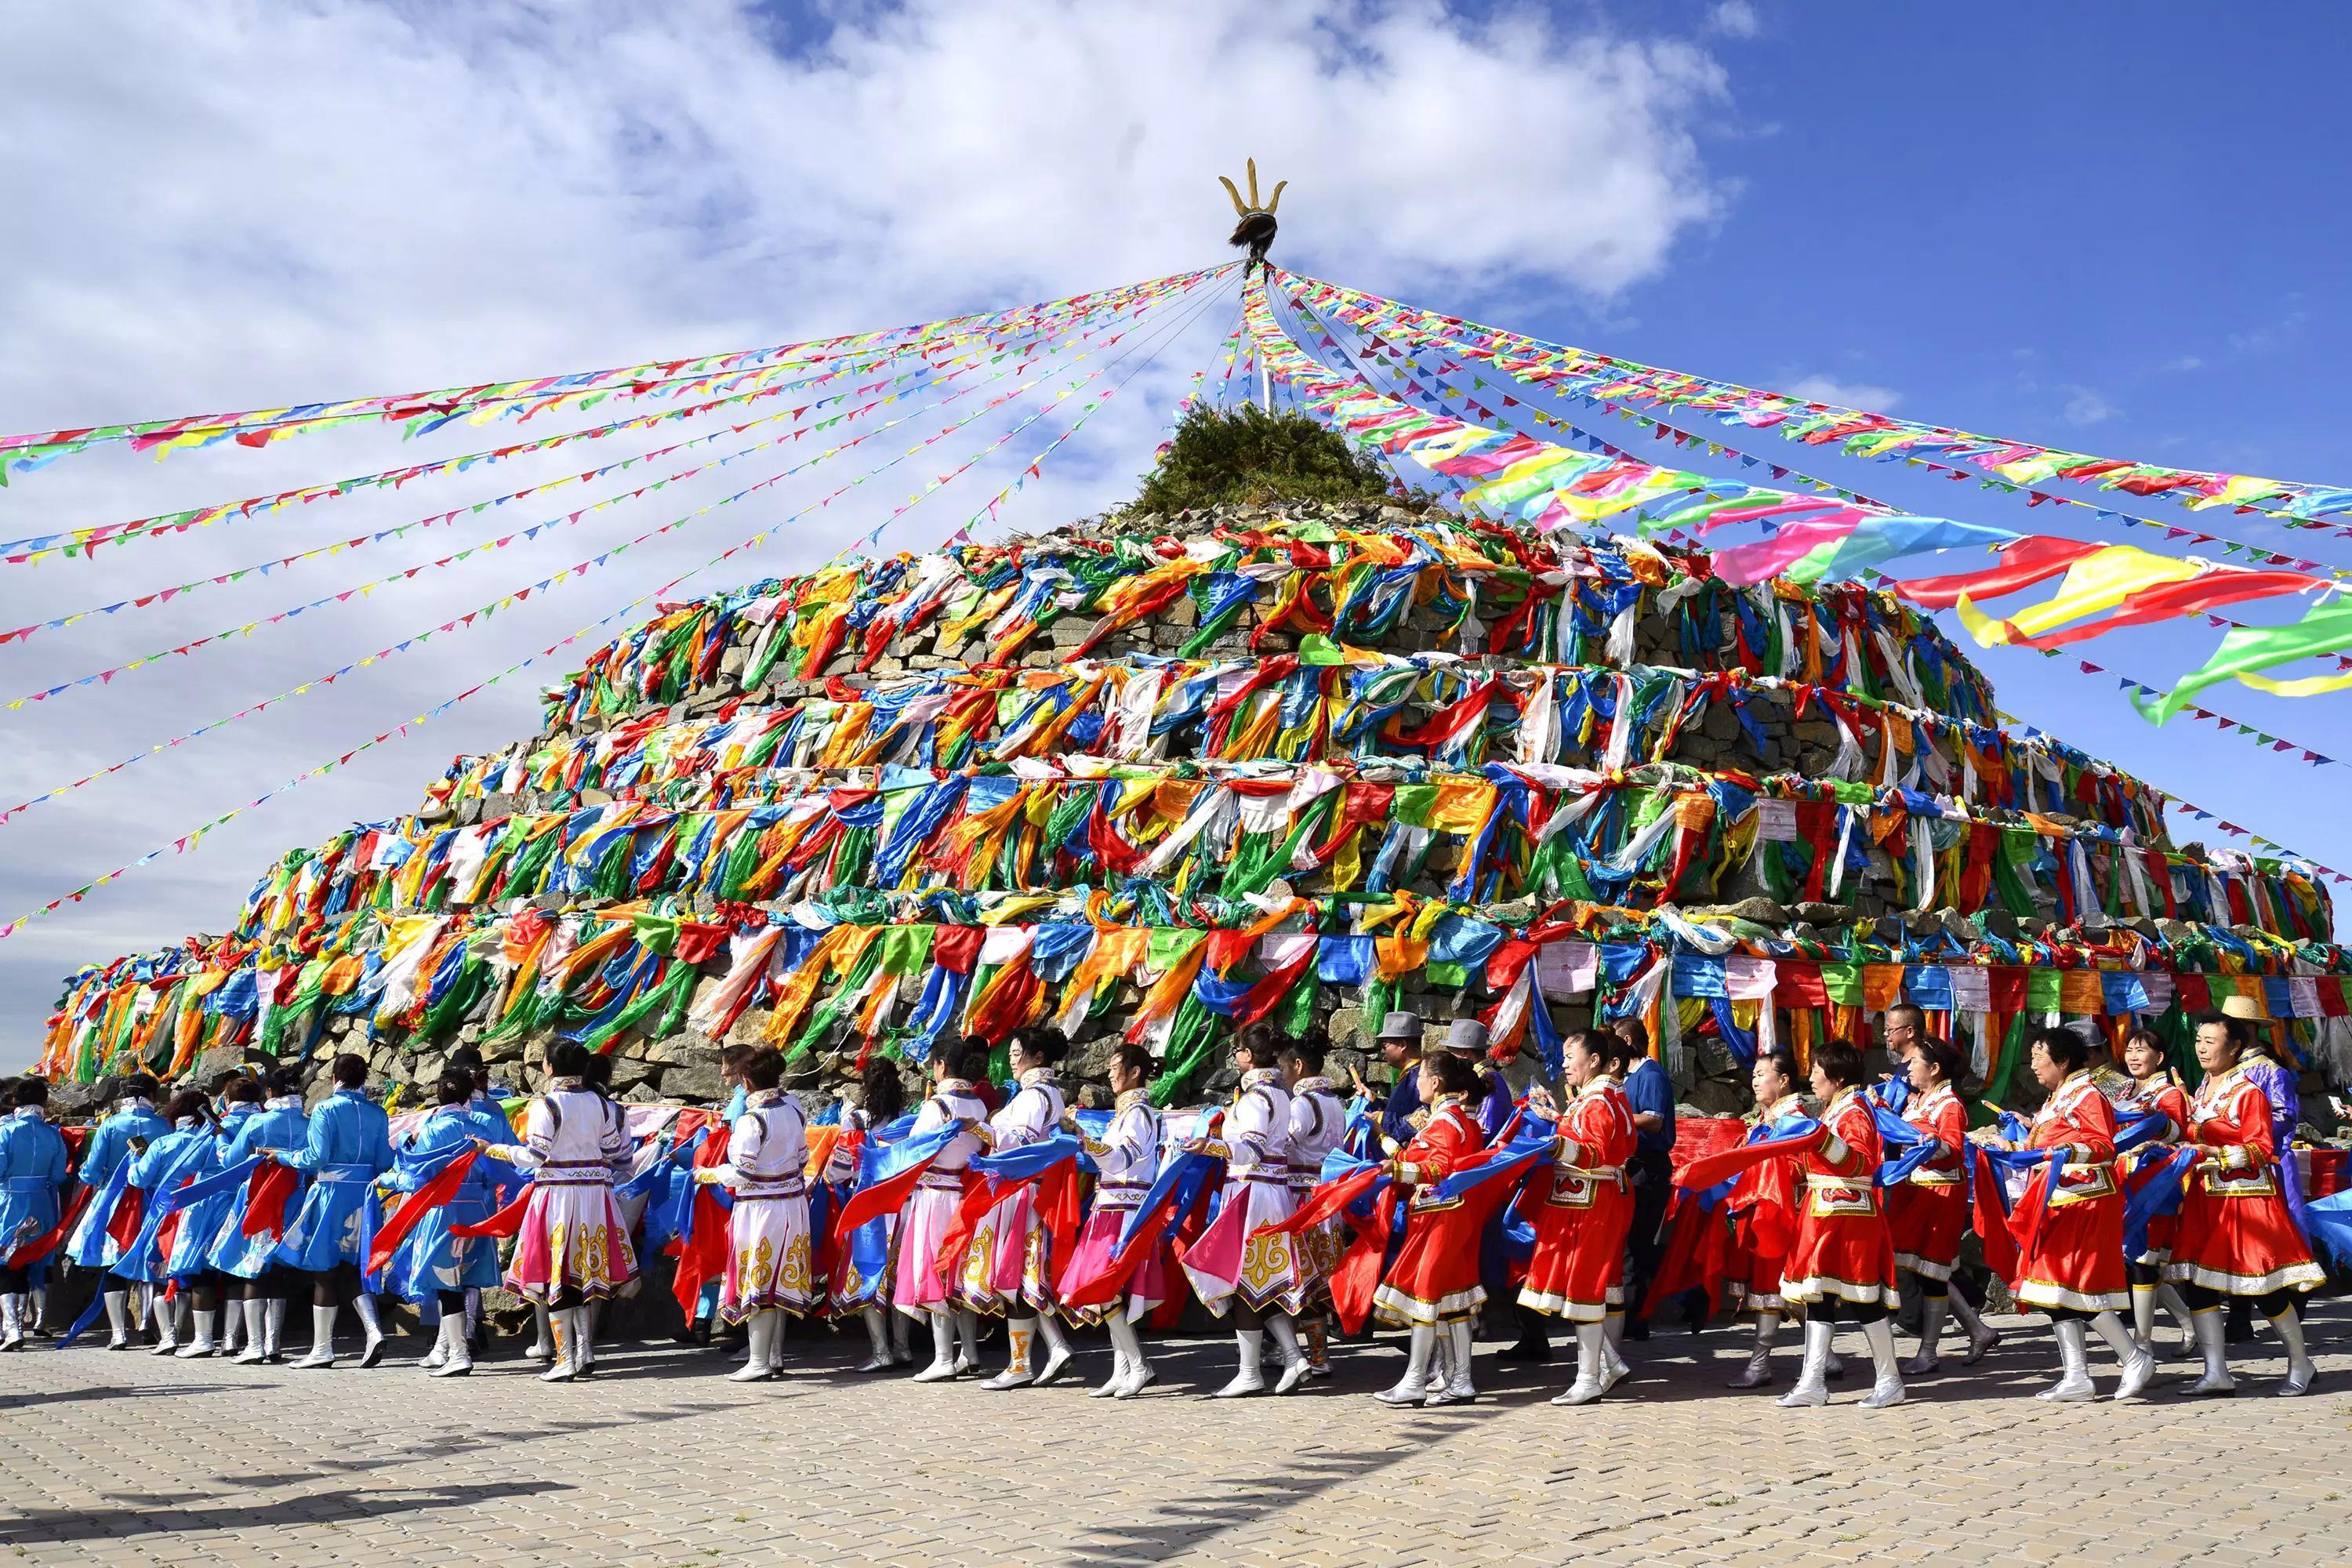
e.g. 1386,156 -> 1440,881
2,0 -> 2346,1068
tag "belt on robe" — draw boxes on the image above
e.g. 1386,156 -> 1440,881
537,1160 -> 616,1189
314,1163 -> 376,1185
732,1177 -> 808,1200
2,1176 -> 56,1192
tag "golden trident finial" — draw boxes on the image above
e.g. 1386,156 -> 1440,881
1219,158 -> 1287,273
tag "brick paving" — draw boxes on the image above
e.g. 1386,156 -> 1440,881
5,1301 -> 2349,1567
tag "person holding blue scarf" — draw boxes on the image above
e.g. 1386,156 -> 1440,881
210,1065 -> 311,1363
384,1068 -> 505,1378
825,1057 -> 912,1373
1611,1018 -> 1678,1346
697,1044 -> 815,1384
267,1052 -> 394,1370
1887,1041 -> 1998,1373
1967,1027 -> 2152,1402
70,1073 -> 167,1350
120,1088 -> 223,1356
0,1078 -> 71,1352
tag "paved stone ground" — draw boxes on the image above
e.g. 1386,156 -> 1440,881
6,1300 -> 2350,1568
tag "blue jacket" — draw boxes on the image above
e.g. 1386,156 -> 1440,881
0,1108 -> 70,1250
281,1089 -> 394,1178
1381,1065 -> 1425,1146
77,1100 -> 169,1188
225,1099 -> 314,1163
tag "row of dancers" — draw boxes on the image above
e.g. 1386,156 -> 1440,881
0,1005 -> 2328,1404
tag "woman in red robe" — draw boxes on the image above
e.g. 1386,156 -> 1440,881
1723,1047 -> 1806,1389
1775,1040 -> 1904,1410
2117,1027 -> 2195,1356
2165,1011 -> 2326,1396
1886,1040 -> 1996,1372
1969,1026 -> 2152,1401
1370,1050 -> 1487,1408
1518,1029 -> 1637,1406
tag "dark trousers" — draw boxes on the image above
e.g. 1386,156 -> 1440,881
1621,1148 -> 1673,1325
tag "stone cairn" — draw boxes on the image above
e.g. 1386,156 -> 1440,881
38,498 -> 2345,1128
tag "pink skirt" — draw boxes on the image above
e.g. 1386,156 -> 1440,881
953,1187 -> 1052,1315
1055,1205 -> 1168,1326
504,1181 -> 637,1304
892,1183 -> 964,1313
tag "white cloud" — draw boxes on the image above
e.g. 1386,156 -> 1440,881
0,0 -> 1738,1055
1783,374 -> 1900,412
2164,354 -> 2205,373
2060,385 -> 2122,426
1708,2 -> 1762,38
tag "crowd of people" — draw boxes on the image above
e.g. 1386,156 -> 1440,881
0,996 -> 2328,1406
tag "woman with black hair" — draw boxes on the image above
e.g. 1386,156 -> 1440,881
2165,1011 -> 2326,1395
122,1087 -> 222,1355
960,1029 -> 1076,1390
1773,1041 -> 1905,1410
828,1056 -> 913,1372
1970,1025 -> 2151,1401
1059,1042 -> 1167,1398
1723,1046 -> 1806,1388
0,1077 -> 69,1353
902,1040 -> 991,1381
1185,1025 -> 1309,1399
474,1039 -> 637,1381
1521,1029 -> 1639,1406
696,1044 -> 814,1383
1370,1048 -> 1488,1406
267,1052 -> 395,1370
211,1065 -> 311,1362
386,1068 -> 505,1377
1888,1040 -> 1998,1373
2116,1027 -> 2196,1357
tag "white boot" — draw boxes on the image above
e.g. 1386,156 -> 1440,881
1213,1327 -> 1266,1398
954,1309 -> 982,1374
263,1298 -> 286,1361
1555,1320 -> 1610,1406
890,1307 -> 913,1366
174,1308 -> 218,1359
1092,1342 -> 1131,1398
730,1311 -> 779,1382
2040,1319 -> 2096,1402
1424,1319 -> 1475,1406
1949,1288 -> 2000,1363
528,1301 -> 554,1363
293,1305 -> 339,1369
1777,1318 -> 1833,1407
217,1301 -> 243,1358
855,1305 -> 894,1373
2091,1310 -> 2154,1400
2187,1308 -> 2235,1396
28,1287 -> 51,1338
579,1301 -> 601,1377
1103,1310 -> 1151,1399
352,1294 -> 387,1370
150,1295 -> 181,1355
2155,1284 -> 2196,1356
0,1295 -> 22,1352
2130,1284 -> 2160,1357
2270,1308 -> 2317,1397
429,1314 -> 474,1377
1267,1314 -> 1309,1396
1033,1314 -> 1075,1388
982,1319 -> 1037,1390
539,1308 -> 580,1383
1374,1323 -> 1436,1405
1902,1294 -> 1946,1375
1859,1319 -> 1905,1408
420,1308 -> 450,1370
1602,1311 -> 1629,1381
1728,1312 -> 1779,1388
233,1299 -> 268,1364
103,1290 -> 132,1350
913,1311 -> 960,1381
